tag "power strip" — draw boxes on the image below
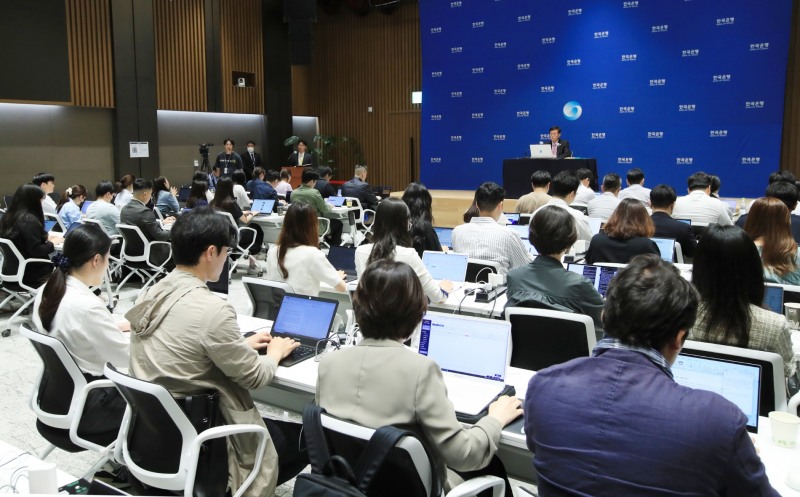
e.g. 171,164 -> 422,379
474,286 -> 507,303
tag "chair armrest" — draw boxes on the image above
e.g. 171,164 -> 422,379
185,424 -> 269,497
68,379 -> 118,456
446,475 -> 505,497
237,227 -> 258,252
144,241 -> 173,269
17,258 -> 55,292
789,390 -> 800,415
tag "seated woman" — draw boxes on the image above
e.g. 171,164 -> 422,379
402,182 -> 443,257
275,169 -> 293,199
32,223 -> 129,445
153,176 -> 180,217
211,177 -> 265,275
185,180 -> 209,209
689,224 -> 796,378
232,170 -> 252,210
265,203 -> 346,296
743,197 -> 800,285
317,259 -> 522,495
56,184 -> 87,229
355,198 -> 451,303
585,198 -> 660,264
114,174 -> 135,209
0,184 -> 62,287
505,206 -> 604,333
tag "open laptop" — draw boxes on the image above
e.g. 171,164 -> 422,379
326,196 -> 346,207
675,218 -> 692,225
80,200 -> 94,214
251,198 -> 276,215
503,212 -> 521,225
587,217 -> 602,236
507,225 -> 529,239
530,144 -> 551,158
269,294 -> 339,367
418,311 -> 512,416
763,283 -> 784,314
177,186 -> 191,202
672,353 -> 761,433
650,237 -> 676,262
434,227 -> 453,249
422,251 -> 469,282
566,263 -> 619,298
44,219 -> 58,232
326,246 -> 358,282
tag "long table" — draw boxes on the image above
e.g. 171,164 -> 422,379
502,158 -> 598,198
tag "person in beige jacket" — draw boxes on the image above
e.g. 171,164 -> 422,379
316,259 -> 522,495
126,208 -> 305,497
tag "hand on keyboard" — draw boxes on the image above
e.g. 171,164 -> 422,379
489,395 -> 524,427
267,336 -> 301,363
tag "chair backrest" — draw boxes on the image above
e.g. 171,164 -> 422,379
466,258 -> 501,283
44,212 -> 66,233
674,241 -> 685,264
0,237 -> 26,282
319,411 -> 435,497
153,207 -> 164,220
504,307 -> 596,371
242,277 -> 294,320
116,224 -> 148,261
569,202 -> 589,215
344,197 -> 366,222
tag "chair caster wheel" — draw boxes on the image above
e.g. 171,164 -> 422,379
1,329 -> 11,338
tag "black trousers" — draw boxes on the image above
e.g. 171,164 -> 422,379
77,386 -> 127,446
327,219 -> 343,246
263,418 -> 309,485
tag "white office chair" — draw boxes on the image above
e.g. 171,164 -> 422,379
341,197 -> 376,247
0,237 -> 52,337
153,207 -> 165,221
214,211 -> 260,277
318,217 -> 331,248
242,277 -> 294,321
115,224 -> 173,297
44,212 -> 67,233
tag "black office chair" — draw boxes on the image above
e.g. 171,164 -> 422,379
569,203 -> 589,215
0,238 -> 53,337
690,222 -> 711,240
466,259 -> 501,283
242,277 -> 294,320
504,307 -> 596,371
115,224 -> 172,297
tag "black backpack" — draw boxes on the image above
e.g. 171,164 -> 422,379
293,405 -> 421,497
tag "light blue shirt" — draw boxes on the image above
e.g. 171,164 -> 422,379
59,201 -> 82,229
85,199 -> 121,235
155,190 -> 180,217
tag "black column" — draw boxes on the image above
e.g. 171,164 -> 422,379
110,0 -> 160,180
262,0 -> 294,170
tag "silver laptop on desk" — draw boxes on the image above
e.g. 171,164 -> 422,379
251,199 -> 276,215
530,144 -> 551,158
422,251 -> 469,282
418,311 -> 511,416
650,237 -> 676,262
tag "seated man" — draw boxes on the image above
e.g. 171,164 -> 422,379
452,182 -> 531,272
534,170 -> 593,242
736,180 -> 800,243
505,206 -> 603,334
574,168 -> 596,204
314,166 -> 338,198
33,172 -> 58,214
672,171 -> 733,226
587,173 -> 621,221
524,254 -> 777,496
650,184 -> 696,258
119,178 -> 174,268
341,165 -> 379,210
290,168 -> 343,245
618,167 -> 651,206
125,208 -> 307,496
516,170 -> 552,214
86,180 -> 121,236
246,168 -> 279,204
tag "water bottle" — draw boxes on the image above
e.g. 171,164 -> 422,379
337,189 -> 342,197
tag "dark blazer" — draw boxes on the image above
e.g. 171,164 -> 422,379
240,151 -> 262,180
1,213 -> 54,287
314,178 -> 337,199
246,179 -> 278,203
341,177 -> 378,210
651,212 -> 696,258
737,212 -> 800,244
544,139 -> 572,159
120,199 -> 171,265
585,232 -> 660,264
288,151 -> 313,166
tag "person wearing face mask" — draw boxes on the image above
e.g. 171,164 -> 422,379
214,138 -> 244,178
241,140 -> 262,181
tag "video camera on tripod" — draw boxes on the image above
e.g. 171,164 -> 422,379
198,143 -> 214,173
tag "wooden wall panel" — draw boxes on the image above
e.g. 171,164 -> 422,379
154,0 -> 206,111
781,1 -> 800,178
220,0 -> 264,114
66,0 -> 114,108
302,3 -> 421,190
291,65 -> 311,116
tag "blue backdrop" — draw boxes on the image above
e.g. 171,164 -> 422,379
419,0 -> 793,197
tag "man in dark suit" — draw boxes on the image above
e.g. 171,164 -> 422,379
314,166 -> 338,198
120,178 -> 174,269
341,165 -> 379,210
240,140 -> 262,181
287,139 -> 314,166
544,126 -> 571,159
650,184 -> 696,258
736,180 -> 800,243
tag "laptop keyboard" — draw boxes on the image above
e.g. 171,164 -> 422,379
283,344 -> 315,363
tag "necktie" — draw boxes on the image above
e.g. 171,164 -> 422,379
251,153 -> 254,163
552,143 -> 557,157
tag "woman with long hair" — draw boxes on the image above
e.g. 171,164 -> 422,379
232,170 -> 252,210
152,176 -> 180,217
585,198 -> 660,264
744,196 -> 800,285
690,224 -> 796,377
402,182 -> 443,256
0,184 -> 62,286
355,198 -> 451,303
185,180 -> 209,209
114,174 -> 136,208
56,184 -> 87,229
32,223 -> 128,444
211,177 -> 264,275
265,203 -> 345,296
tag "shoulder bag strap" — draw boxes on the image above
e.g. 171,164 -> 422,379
354,426 -> 415,492
302,404 -> 332,474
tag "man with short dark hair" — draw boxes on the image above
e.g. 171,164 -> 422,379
524,254 -> 778,496
650,184 -> 696,258
736,181 -> 800,242
209,165 -> 221,191
288,139 -> 314,166
291,168 -> 343,245
672,171 -> 732,225
544,126 -> 571,159
535,170 -> 592,241
86,180 -> 120,235
574,168 -> 596,204
245,167 -> 277,203
33,172 -> 58,214
618,167 -> 651,206
214,138 -> 243,178
452,182 -> 531,271
240,140 -> 262,180
341,165 -> 379,210
516,170 -> 552,213
314,166 -> 337,198
120,178 -> 174,267
587,173 -> 622,221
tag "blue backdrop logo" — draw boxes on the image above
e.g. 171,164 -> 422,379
563,101 -> 583,121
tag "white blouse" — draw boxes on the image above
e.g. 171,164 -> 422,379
265,245 -> 342,297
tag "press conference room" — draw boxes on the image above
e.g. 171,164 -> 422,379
2,0 -> 800,495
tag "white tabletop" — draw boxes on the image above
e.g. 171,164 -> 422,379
0,440 -> 77,494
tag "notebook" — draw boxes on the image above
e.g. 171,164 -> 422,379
326,246 -> 358,282
763,283 -> 784,314
177,187 -> 191,202
80,200 -> 94,214
326,196 -> 346,207
433,227 -> 453,249
503,212 -> 520,225
650,237 -> 676,262
672,353 -> 761,432
270,294 -> 339,367
566,263 -> 619,298
418,311 -> 512,416
530,144 -> 551,158
422,251 -> 469,282
251,199 -> 275,215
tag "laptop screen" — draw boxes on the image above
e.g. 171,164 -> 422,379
326,196 -> 346,207
675,218 -> 692,225
567,264 -> 618,298
422,251 -> 469,282
507,225 -> 529,239
763,284 -> 784,314
672,353 -> 761,432
326,246 -> 356,272
587,217 -> 602,235
650,237 -> 676,262
433,227 -> 453,248
271,294 -> 338,342
44,220 -> 57,232
251,199 -> 275,214
80,200 -> 94,214
418,312 -> 510,381
178,187 -> 191,202
504,212 -> 520,225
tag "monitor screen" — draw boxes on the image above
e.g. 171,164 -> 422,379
80,200 -> 94,214
504,212 -> 520,225
433,227 -> 453,248
567,264 -> 619,298
326,246 -> 356,272
650,237 -> 676,262
587,217 -> 602,235
507,225 -> 529,239
763,284 -> 784,314
272,294 -> 338,341
422,251 -> 469,282
326,196 -> 346,207
675,218 -> 692,225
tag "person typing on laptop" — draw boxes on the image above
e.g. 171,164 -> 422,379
317,260 -> 522,496
125,208 -> 308,497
